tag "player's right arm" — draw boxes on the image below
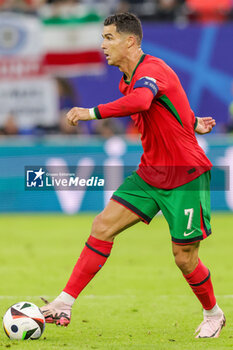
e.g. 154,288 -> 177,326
91,87 -> 155,119
67,86 -> 155,125
67,63 -> 162,125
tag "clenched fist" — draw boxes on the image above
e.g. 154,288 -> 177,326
66,107 -> 92,126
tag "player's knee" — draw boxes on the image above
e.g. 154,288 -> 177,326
172,242 -> 199,274
91,212 -> 115,241
174,254 -> 192,274
173,247 -> 198,274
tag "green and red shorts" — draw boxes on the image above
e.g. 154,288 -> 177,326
111,171 -> 211,244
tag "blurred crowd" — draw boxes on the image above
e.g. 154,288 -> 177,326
0,0 -> 233,23
0,0 -> 233,138
0,77 -> 136,139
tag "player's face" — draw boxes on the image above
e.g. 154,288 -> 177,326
101,25 -> 129,66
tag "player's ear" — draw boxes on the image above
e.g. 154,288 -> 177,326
127,35 -> 136,49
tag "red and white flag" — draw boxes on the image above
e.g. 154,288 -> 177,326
42,16 -> 105,76
0,13 -> 105,128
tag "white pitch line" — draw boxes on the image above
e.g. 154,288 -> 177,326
0,294 -> 232,300
0,295 -> 134,300
0,296 -> 53,300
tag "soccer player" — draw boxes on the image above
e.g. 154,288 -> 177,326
41,13 -> 225,338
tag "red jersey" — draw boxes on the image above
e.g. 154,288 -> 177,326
94,54 -> 212,189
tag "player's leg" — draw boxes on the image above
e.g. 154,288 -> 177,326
156,172 -> 225,338
172,240 -> 217,309
172,242 -> 225,338
40,200 -> 140,325
62,199 -> 141,300
40,172 -> 159,326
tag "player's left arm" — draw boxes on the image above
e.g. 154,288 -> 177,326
194,116 -> 216,134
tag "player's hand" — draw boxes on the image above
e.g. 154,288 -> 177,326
66,107 -> 91,126
195,117 -> 216,135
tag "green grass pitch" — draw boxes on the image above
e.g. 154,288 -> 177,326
0,213 -> 232,350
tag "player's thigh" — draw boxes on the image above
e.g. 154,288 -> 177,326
91,172 -> 160,240
111,171 -> 160,224
157,172 -> 212,245
91,199 -> 141,239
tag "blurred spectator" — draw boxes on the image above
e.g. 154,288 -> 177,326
126,120 -> 140,140
0,0 -> 45,14
0,114 -> 18,135
226,82 -> 233,133
44,0 -> 78,17
227,101 -> 233,132
155,0 -> 185,21
186,0 -> 232,23
56,77 -> 76,112
115,0 -> 186,21
116,0 -> 157,18
55,77 -> 89,135
94,119 -> 124,138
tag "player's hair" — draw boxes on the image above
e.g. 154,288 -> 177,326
104,12 -> 143,45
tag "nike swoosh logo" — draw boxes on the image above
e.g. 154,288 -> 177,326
184,229 -> 196,236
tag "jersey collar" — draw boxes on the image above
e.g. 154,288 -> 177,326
123,54 -> 146,85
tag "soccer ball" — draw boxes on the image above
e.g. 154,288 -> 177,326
3,301 -> 45,340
